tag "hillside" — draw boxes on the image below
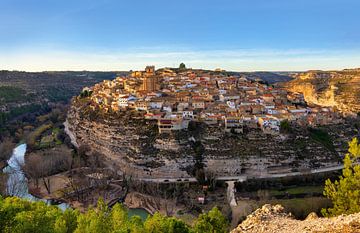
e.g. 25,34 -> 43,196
0,70 -> 123,138
281,69 -> 360,115
228,71 -> 293,84
67,95 -> 357,180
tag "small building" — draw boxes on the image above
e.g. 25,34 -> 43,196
192,101 -> 205,109
149,100 -> 164,109
258,117 -> 280,134
158,118 -> 190,133
182,110 -> 194,119
224,117 -> 244,133
118,95 -> 136,108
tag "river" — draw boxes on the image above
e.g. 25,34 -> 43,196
2,144 -> 149,219
2,144 -> 69,210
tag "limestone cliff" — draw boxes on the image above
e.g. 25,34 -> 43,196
66,97 -> 353,179
283,69 -> 360,115
231,204 -> 360,233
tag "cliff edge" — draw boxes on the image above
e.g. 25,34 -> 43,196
283,69 -> 360,115
231,204 -> 360,233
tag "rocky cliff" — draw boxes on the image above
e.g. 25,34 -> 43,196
66,97 -> 355,179
231,204 -> 360,233
283,69 -> 360,115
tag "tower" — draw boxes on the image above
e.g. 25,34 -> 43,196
141,66 -> 159,92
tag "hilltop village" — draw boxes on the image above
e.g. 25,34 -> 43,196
85,66 -> 343,134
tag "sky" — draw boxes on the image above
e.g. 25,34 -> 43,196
0,0 -> 360,71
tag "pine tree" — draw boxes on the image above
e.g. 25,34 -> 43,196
193,207 -> 228,233
322,138 -> 360,216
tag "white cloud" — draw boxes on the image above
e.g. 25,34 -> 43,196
1,48 -> 360,72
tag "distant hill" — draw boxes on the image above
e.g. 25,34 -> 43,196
228,71 -> 293,84
0,71 -> 127,134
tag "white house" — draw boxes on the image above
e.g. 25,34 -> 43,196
182,110 -> 194,119
118,95 -> 136,108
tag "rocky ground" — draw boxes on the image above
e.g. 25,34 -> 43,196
231,204 -> 360,233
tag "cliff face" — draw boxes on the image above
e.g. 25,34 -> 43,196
283,69 -> 360,115
66,97 -> 353,179
231,204 -> 360,233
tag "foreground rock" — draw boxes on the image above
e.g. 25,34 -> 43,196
231,204 -> 360,233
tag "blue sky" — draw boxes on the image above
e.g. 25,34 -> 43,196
1,0 -> 360,71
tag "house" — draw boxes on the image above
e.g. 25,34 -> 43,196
177,102 -> 189,111
149,100 -> 164,109
258,117 -> 280,134
192,101 -> 205,109
135,101 -> 149,111
158,118 -> 190,133
182,110 -> 194,119
219,94 -> 240,102
162,104 -> 173,113
111,101 -> 119,111
118,95 -> 136,108
144,112 -> 164,120
262,94 -> 274,103
224,117 -> 244,133
251,105 -> 265,114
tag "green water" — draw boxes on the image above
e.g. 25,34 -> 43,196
128,208 -> 150,221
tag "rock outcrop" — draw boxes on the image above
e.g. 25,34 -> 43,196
231,204 -> 360,233
283,69 -> 360,115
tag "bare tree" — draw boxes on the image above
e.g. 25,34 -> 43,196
63,174 -> 92,201
23,152 -> 72,195
0,138 -> 15,163
0,173 -> 8,196
206,170 -> 217,190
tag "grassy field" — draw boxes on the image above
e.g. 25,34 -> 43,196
27,123 -> 53,147
269,185 -> 324,196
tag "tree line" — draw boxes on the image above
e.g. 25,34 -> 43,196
0,196 -> 228,233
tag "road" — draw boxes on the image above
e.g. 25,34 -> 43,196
226,181 -> 237,207
138,164 -> 345,184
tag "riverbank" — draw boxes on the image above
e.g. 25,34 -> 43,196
124,191 -> 183,215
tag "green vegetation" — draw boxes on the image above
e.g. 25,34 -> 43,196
79,90 -> 93,98
0,86 -> 27,103
27,123 -> 53,149
268,186 -> 323,196
308,128 -> 334,151
46,86 -> 75,102
0,197 -> 228,233
280,120 -> 291,133
193,207 -> 228,233
322,138 -> 360,217
0,104 -> 43,128
179,63 -> 186,70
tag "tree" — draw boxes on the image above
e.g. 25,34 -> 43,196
193,207 -> 228,233
144,212 -> 190,233
280,120 -> 291,134
75,199 -> 111,233
322,138 -> 360,216
0,138 -> 15,162
179,63 -> 186,70
110,203 -> 131,232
